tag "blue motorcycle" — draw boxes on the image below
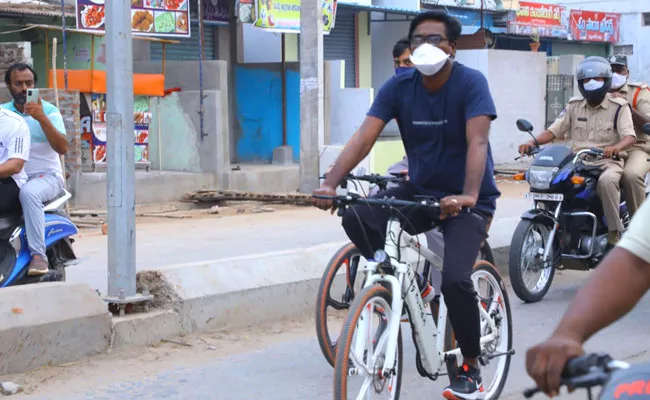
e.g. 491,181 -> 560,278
0,190 -> 78,287
508,119 -> 633,304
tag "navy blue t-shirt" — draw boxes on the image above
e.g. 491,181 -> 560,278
368,62 -> 501,214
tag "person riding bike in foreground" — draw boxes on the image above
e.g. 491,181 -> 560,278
526,193 -> 650,397
313,10 -> 501,400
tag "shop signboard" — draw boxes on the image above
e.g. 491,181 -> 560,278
420,0 -> 519,12
254,0 -> 337,34
569,9 -> 620,43
75,0 -> 191,38
507,1 -> 568,39
203,0 -> 230,23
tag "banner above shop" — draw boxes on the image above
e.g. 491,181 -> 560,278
254,0 -> 337,34
75,0 -> 191,38
420,0 -> 519,12
507,1 -> 568,39
569,9 -> 620,43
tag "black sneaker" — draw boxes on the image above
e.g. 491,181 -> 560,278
442,363 -> 486,400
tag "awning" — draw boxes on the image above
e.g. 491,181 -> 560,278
0,1 -> 75,18
337,3 -> 420,17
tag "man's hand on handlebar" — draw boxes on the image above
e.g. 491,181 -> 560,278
312,184 -> 337,214
518,141 -> 537,157
603,146 -> 621,159
440,195 -> 476,219
526,335 -> 585,397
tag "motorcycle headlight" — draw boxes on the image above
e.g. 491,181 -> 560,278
528,166 -> 559,190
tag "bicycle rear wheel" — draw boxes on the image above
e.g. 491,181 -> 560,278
334,284 -> 402,400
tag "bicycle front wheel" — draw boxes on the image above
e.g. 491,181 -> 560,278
315,242 -> 365,367
334,284 -> 402,400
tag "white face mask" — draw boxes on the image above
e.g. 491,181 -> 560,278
583,79 -> 605,91
409,43 -> 450,76
611,72 -> 628,90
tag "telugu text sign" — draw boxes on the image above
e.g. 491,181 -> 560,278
516,1 -> 563,26
508,1 -> 567,38
75,0 -> 191,38
569,9 -> 620,43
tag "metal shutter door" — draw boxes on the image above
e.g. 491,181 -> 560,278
324,9 -> 356,88
150,22 -> 217,61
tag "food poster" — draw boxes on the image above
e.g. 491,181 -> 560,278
89,94 -> 153,164
76,0 -> 191,38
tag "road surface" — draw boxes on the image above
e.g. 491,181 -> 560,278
6,270 -> 650,400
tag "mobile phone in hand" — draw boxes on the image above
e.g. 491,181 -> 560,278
26,88 -> 39,104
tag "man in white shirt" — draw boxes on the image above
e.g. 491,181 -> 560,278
526,195 -> 650,396
0,108 -> 30,213
2,62 -> 68,276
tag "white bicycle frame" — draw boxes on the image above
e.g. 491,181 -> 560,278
351,215 -> 499,378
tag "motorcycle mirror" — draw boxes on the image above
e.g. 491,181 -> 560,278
516,119 -> 540,149
643,122 -> 650,135
516,119 -> 534,133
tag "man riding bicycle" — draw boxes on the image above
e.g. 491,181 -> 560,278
313,10 -> 500,399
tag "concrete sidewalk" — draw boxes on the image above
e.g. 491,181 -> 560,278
67,181 -> 530,294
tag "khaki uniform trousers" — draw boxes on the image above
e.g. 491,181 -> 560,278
622,142 -> 650,217
589,159 -> 626,233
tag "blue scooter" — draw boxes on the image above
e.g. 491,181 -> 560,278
0,190 -> 78,287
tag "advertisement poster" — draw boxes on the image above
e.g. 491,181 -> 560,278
89,94 -> 151,164
569,10 -> 620,42
75,0 -> 191,38
203,0 -> 230,23
420,0 -> 519,12
254,0 -> 337,34
508,1 -> 568,39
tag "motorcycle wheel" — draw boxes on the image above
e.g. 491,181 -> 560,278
508,219 -> 556,303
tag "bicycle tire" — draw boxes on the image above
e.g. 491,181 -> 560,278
315,242 -> 363,367
334,284 -> 403,400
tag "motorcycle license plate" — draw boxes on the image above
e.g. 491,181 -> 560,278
524,192 -> 564,201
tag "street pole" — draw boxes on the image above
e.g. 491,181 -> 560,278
299,0 -> 324,193
104,0 -> 140,310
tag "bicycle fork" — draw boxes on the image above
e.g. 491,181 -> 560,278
355,271 -> 404,378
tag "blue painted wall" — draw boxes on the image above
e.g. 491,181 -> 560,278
234,64 -> 300,163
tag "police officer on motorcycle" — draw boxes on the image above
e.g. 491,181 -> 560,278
608,55 -> 650,219
519,56 -> 637,251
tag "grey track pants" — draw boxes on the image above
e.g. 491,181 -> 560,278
19,173 -> 64,258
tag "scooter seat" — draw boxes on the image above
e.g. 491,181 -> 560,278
0,212 -> 23,240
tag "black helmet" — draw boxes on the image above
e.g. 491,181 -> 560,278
576,56 -> 612,105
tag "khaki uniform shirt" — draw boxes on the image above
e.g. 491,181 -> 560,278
548,93 -> 636,152
619,196 -> 650,263
619,82 -> 650,141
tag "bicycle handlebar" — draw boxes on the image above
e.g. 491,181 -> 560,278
320,173 -> 407,190
523,353 -> 628,398
312,193 -> 449,218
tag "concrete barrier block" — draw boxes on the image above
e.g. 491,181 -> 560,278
112,310 -> 183,348
0,282 -> 111,375
141,242 -> 348,333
